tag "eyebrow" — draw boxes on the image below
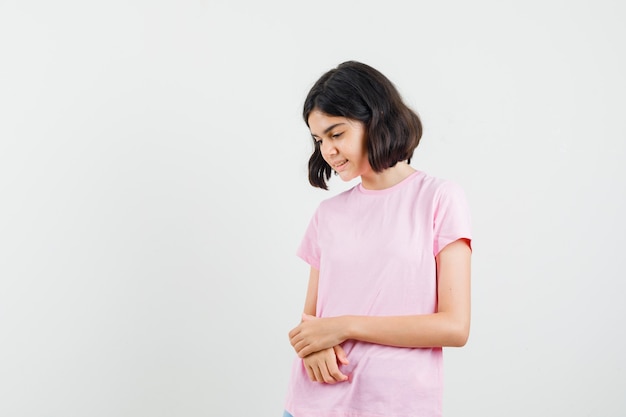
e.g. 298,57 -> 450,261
311,123 -> 346,137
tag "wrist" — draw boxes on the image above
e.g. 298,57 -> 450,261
340,315 -> 355,342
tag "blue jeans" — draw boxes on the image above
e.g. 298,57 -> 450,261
283,412 -> 294,417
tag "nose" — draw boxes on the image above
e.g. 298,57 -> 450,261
320,140 -> 337,156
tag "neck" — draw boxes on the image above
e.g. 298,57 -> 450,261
360,162 -> 416,190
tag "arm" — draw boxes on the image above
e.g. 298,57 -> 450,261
302,266 -> 318,317
296,267 -> 349,383
289,239 -> 471,357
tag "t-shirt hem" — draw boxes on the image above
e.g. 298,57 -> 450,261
285,405 -> 422,417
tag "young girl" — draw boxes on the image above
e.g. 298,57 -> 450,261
283,61 -> 472,417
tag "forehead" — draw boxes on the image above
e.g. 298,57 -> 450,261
308,110 -> 359,136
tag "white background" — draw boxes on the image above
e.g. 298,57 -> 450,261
1,1 -> 625,416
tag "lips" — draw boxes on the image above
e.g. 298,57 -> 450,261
332,160 -> 348,171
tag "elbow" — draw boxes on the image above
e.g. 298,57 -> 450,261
447,322 -> 470,347
451,331 -> 469,347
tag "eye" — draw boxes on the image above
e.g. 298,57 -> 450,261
331,132 -> 343,139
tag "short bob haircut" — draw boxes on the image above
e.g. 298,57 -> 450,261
303,61 -> 423,190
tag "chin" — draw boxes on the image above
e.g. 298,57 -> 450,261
338,172 -> 357,182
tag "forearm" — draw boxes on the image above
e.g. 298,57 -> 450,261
346,241 -> 471,348
291,241 -> 471,356
291,311 -> 469,358
343,312 -> 470,348
303,267 -> 319,317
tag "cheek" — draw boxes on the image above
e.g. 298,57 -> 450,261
356,144 -> 368,161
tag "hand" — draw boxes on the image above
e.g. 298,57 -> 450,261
289,314 -> 347,358
303,345 -> 350,384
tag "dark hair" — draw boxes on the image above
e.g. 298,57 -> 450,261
303,61 -> 423,189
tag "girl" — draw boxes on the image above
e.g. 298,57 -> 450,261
284,61 -> 472,417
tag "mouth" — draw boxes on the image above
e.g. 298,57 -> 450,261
332,160 -> 348,170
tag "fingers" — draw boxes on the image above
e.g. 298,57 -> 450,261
310,364 -> 324,383
289,335 -> 309,358
307,361 -> 346,384
304,362 -> 315,381
333,345 -> 349,366
326,361 -> 348,383
288,326 -> 304,354
297,343 -> 312,358
289,315 -> 342,358
289,313 -> 315,341
288,325 -> 299,341
302,348 -> 349,384
290,331 -> 315,358
318,362 -> 335,383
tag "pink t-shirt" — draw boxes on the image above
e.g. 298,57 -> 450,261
285,170 -> 472,417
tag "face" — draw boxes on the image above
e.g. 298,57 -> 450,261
308,109 -> 372,182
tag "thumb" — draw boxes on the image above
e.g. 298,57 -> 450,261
301,313 -> 316,322
334,345 -> 349,365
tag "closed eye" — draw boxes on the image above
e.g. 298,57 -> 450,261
311,131 -> 343,145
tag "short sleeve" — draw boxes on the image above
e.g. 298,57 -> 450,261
296,208 -> 321,270
433,181 -> 472,256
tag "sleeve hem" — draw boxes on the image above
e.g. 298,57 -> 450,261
434,236 -> 472,257
296,252 -> 320,270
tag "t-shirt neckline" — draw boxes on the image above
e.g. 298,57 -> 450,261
357,170 -> 423,195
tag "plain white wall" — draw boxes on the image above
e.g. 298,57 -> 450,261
1,0 -> 625,416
